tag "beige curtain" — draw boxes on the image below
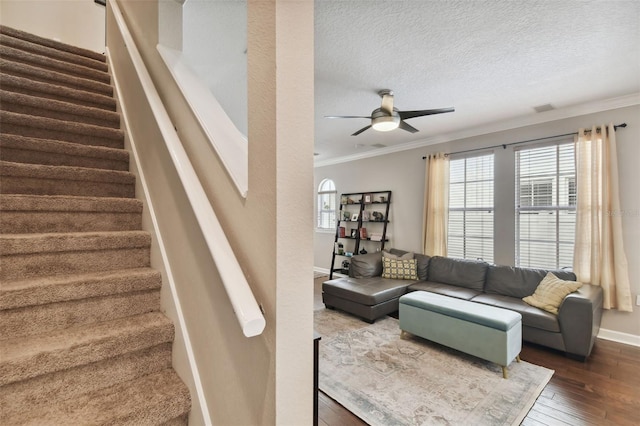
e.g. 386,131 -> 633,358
422,153 -> 449,256
573,124 -> 632,311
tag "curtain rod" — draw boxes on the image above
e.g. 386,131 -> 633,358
422,123 -> 627,159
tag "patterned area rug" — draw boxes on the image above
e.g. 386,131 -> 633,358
315,309 -> 553,426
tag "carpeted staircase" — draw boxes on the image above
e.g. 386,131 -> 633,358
0,25 -> 191,424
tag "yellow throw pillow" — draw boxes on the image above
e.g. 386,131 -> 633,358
523,272 -> 582,315
382,258 -> 418,280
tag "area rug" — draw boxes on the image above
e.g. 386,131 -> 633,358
315,309 -> 554,426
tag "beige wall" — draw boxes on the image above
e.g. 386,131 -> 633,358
0,0 -> 105,53
315,105 -> 640,339
110,0 -> 313,423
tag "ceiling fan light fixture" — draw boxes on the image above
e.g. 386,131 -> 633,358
372,115 -> 400,132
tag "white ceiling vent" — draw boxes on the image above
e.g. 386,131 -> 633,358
533,104 -> 555,113
371,143 -> 387,148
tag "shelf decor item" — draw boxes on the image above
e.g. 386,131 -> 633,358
329,190 -> 392,279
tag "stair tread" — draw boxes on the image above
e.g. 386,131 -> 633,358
0,25 -> 106,63
0,160 -> 134,184
0,312 -> 173,386
1,90 -> 120,126
0,194 -> 141,213
0,57 -> 113,96
0,44 -> 110,84
0,134 -> 129,162
1,110 -> 122,140
0,230 -> 150,255
0,33 -> 108,72
9,369 -> 190,426
0,267 -> 161,310
0,73 -> 115,110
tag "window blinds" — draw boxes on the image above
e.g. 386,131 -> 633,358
515,141 -> 575,269
448,153 -> 494,263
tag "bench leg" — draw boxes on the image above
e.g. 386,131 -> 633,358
502,366 -> 508,379
516,355 -> 521,362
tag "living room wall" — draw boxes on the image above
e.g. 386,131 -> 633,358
314,104 -> 640,342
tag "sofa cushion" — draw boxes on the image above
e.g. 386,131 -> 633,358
427,256 -> 489,292
523,272 -> 583,315
383,249 -> 414,260
471,294 -> 560,332
408,281 -> 481,301
386,249 -> 430,280
485,265 -> 578,299
322,277 -> 416,306
414,253 -> 431,281
382,257 -> 418,280
349,252 -> 383,278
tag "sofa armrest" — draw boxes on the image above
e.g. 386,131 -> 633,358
557,284 -> 603,358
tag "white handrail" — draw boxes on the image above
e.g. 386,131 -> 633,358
108,0 -> 265,337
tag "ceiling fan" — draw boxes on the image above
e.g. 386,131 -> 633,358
325,89 -> 454,136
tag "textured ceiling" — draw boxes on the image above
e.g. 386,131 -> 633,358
314,0 -> 640,165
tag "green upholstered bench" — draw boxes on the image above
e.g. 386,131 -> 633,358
399,291 -> 522,378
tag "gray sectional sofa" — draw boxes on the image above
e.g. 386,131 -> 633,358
322,249 -> 604,360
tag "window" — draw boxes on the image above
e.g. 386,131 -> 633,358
515,142 -> 575,269
317,179 -> 337,230
448,153 -> 494,263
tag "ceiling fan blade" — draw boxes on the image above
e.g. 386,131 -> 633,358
324,115 -> 371,119
399,120 -> 419,133
398,107 -> 455,120
380,93 -> 394,115
351,125 -> 372,136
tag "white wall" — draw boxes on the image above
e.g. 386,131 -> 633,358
315,104 -> 640,339
0,0 -> 105,53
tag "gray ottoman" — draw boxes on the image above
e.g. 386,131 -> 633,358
399,291 -> 522,378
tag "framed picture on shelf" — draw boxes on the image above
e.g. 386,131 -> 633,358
351,213 -> 359,221
350,229 -> 358,238
361,210 -> 370,221
364,193 -> 372,203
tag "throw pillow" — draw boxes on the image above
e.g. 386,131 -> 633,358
382,257 -> 418,280
382,250 -> 414,260
523,272 -> 583,315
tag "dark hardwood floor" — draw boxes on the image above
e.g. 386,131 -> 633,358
317,337 -> 640,426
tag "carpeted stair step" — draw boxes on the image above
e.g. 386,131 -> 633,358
0,134 -> 129,171
0,343 -> 173,423
0,58 -> 113,97
0,161 -> 134,198
0,231 -> 151,280
3,369 -> 191,426
0,268 -> 161,310
0,25 -> 106,63
1,111 -> 122,148
0,33 -> 108,73
0,73 -> 116,111
0,90 -> 120,128
0,194 -> 140,234
0,311 -> 174,386
0,44 -> 110,85
0,287 -> 161,340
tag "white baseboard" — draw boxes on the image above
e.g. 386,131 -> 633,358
597,328 -> 640,347
314,267 -> 331,275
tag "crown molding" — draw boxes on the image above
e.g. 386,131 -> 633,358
314,93 -> 640,168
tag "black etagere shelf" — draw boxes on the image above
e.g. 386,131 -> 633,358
329,190 -> 391,279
